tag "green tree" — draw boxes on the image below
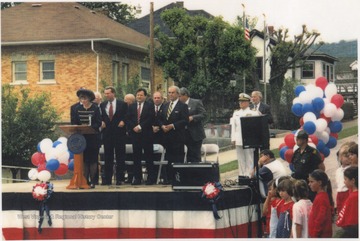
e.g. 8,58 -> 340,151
2,85 -> 59,180
155,8 -> 256,122
268,25 -> 322,127
79,2 -> 137,24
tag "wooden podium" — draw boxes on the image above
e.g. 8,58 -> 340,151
59,125 -> 96,189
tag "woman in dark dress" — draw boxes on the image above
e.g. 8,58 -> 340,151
72,89 -> 102,188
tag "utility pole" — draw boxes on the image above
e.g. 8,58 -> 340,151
149,2 -> 155,94
263,13 -> 267,104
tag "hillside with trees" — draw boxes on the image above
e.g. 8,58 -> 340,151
314,40 -> 357,57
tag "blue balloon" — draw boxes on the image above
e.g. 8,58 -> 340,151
302,103 -> 315,114
329,121 -> 343,133
68,159 -> 74,171
321,146 -> 330,157
52,140 -> 62,148
46,159 -> 60,171
291,103 -> 303,117
312,97 -> 325,112
295,85 -> 306,97
68,150 -> 74,160
280,146 -> 289,160
314,111 -> 320,119
326,136 -> 337,149
317,140 -> 325,152
303,121 -> 316,134
37,142 -> 41,152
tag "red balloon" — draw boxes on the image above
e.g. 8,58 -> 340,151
315,76 -> 328,90
284,134 -> 296,148
279,143 -> 286,151
37,163 -> 46,172
299,117 -> 304,126
320,113 -> 331,123
331,94 -> 344,108
309,135 -> 319,146
330,133 -> 338,139
31,152 -> 46,166
284,149 -> 294,163
54,163 -> 68,176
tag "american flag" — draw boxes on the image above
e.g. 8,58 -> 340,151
244,17 -> 250,40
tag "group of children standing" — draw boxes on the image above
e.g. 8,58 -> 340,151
262,142 -> 358,238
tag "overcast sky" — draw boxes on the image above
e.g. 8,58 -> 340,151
123,0 -> 360,44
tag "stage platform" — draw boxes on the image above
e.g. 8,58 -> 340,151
2,180 -> 260,239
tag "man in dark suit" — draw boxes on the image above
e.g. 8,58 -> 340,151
100,86 -> 128,185
159,86 -> 189,182
126,88 -> 156,185
152,91 -> 165,145
179,87 -> 206,162
250,91 -> 274,150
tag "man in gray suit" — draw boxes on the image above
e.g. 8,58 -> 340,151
179,87 -> 206,163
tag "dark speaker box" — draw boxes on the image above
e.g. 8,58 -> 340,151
172,162 -> 220,190
240,115 -> 267,148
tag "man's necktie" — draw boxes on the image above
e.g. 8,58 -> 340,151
109,102 -> 113,121
166,102 -> 173,120
137,102 -> 141,123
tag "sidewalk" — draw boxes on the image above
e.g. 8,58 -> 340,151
214,118 -> 358,180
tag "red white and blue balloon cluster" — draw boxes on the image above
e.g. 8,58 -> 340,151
28,137 -> 74,182
279,77 -> 344,165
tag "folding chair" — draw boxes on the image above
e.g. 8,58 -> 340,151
201,144 -> 219,163
152,144 -> 167,184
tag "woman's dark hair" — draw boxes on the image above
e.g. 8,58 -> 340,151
344,166 -> 358,188
293,179 -> 309,201
348,144 -> 358,156
277,178 -> 294,196
309,169 -> 334,207
273,176 -> 291,198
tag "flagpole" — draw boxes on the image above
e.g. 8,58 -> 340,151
242,3 -> 246,93
263,13 -> 267,104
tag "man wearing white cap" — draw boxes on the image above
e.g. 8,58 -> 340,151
230,93 -> 259,177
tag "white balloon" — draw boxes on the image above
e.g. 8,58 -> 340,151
292,97 -> 301,105
28,168 -> 38,180
299,91 -> 312,104
58,151 -> 70,164
57,137 -> 68,145
331,108 -> 344,122
45,148 -> 57,161
314,87 -> 324,98
324,83 -> 337,99
318,131 -> 330,144
305,84 -> 316,92
315,118 -> 328,132
37,170 -> 51,182
303,112 -> 317,123
54,143 -> 68,157
40,138 -> 53,154
323,103 -> 337,118
325,127 -> 331,134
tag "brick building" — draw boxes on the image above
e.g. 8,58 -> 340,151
1,2 -> 167,122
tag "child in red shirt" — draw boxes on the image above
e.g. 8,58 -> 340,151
335,166 -> 358,238
276,178 -> 294,238
308,169 -> 334,238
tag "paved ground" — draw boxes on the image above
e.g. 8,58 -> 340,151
214,118 -> 358,181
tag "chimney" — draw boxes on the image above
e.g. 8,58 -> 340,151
175,1 -> 184,8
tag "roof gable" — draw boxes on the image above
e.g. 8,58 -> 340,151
1,2 -> 150,51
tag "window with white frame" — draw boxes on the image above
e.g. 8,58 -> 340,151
141,66 -> 150,91
256,57 -> 263,81
302,62 -> 314,78
322,62 -> 334,82
40,61 -> 55,81
122,63 -> 129,85
112,61 -> 119,86
13,61 -> 27,82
